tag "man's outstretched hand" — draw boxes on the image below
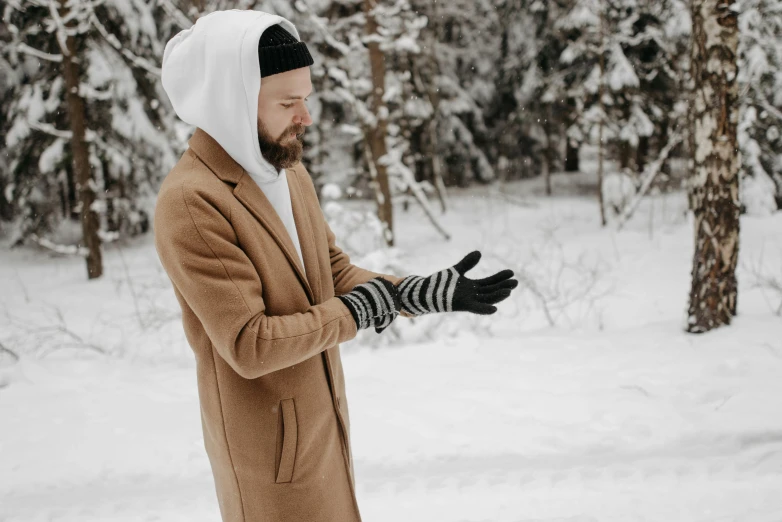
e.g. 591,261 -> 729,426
396,251 -> 518,317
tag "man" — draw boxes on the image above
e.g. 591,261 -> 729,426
155,9 -> 518,522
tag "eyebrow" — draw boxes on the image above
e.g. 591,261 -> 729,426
281,91 -> 313,101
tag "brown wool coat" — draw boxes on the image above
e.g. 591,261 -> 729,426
154,128 -> 406,522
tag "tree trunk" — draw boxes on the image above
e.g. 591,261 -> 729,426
636,135 -> 649,174
364,0 -> 394,247
597,8 -> 607,227
543,104 -> 552,196
619,140 -> 634,171
59,0 -> 102,279
426,0 -> 447,214
565,139 -> 580,172
427,117 -> 447,213
0,183 -> 12,221
686,0 -> 740,333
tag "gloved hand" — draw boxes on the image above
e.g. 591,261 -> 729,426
397,251 -> 518,316
336,276 -> 402,333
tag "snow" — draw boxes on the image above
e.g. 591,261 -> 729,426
2,175 -> 782,521
664,0 -> 691,39
607,44 -> 640,92
328,66 -> 351,87
106,0 -> 160,52
559,42 -> 583,66
392,35 -> 420,54
85,45 -> 114,89
5,85 -> 40,148
602,171 -> 637,215
556,0 -> 600,31
742,167 -> 778,216
739,105 -> 779,216
38,138 -> 65,174
403,96 -> 433,120
320,182 -> 343,200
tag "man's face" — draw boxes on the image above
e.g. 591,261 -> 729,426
257,67 -> 313,171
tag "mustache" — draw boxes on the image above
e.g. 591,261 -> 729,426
282,125 -> 305,140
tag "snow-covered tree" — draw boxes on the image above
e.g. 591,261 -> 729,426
737,0 -> 782,215
3,0 -> 776,276
289,0 -> 432,244
492,0 -> 573,192
554,0 -> 687,222
414,0 -> 498,187
1,0 -> 178,277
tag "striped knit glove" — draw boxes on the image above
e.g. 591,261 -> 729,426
397,251 -> 518,316
337,277 -> 402,333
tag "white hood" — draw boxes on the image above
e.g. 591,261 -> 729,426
161,10 -> 302,183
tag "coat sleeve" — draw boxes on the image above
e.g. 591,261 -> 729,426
290,163 -> 412,317
324,217 -> 414,318
155,181 -> 359,380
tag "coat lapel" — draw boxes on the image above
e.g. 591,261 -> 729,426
233,174 -> 315,304
188,128 -> 316,304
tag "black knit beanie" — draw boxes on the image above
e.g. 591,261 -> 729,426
258,24 -> 314,78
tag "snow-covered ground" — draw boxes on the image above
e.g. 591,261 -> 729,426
2,174 -> 782,521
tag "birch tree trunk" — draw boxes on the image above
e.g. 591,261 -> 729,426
686,0 -> 740,333
59,0 -> 103,279
364,0 -> 395,247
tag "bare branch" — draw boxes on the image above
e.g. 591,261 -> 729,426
41,303 -> 105,356
111,241 -> 146,330
28,119 -> 115,152
753,86 -> 782,123
47,0 -> 70,55
85,6 -> 162,76
487,189 -> 539,209
79,83 -> 112,100
29,233 -> 89,256
616,131 -> 683,230
378,146 -> 451,241
156,0 -> 194,29
295,0 -> 351,56
13,269 -> 31,304
744,249 -> 782,316
28,119 -> 73,139
0,341 -> 20,364
16,42 -> 63,62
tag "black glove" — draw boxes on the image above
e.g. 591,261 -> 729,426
397,251 -> 518,316
337,276 -> 402,333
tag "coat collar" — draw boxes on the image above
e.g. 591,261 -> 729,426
188,128 -> 319,304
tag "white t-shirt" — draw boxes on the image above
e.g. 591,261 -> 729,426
251,168 -> 306,277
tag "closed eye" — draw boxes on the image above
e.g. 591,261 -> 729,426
281,97 -> 310,109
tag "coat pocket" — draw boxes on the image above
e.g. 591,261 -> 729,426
275,398 -> 298,483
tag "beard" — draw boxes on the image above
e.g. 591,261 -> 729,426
257,118 -> 305,171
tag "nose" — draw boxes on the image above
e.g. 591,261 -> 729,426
295,104 -> 313,127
